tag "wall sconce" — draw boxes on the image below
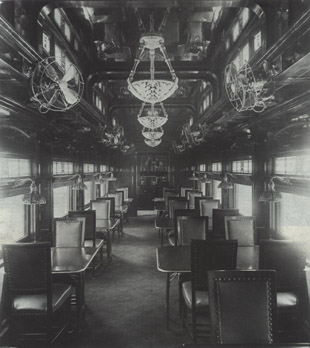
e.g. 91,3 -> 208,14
258,176 -> 290,202
68,174 -> 87,190
218,173 -> 234,189
14,178 -> 46,242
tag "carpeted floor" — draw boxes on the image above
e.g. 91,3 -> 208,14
57,215 -> 192,348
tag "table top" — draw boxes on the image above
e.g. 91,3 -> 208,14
156,245 -> 259,273
51,247 -> 99,273
183,344 -> 310,348
96,218 -> 120,229
153,197 -> 165,202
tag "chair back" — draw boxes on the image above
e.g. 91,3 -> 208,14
97,197 -> 115,217
200,199 -> 220,229
191,239 -> 238,291
3,243 -> 51,296
225,215 -> 256,246
188,191 -> 202,209
174,209 -> 200,245
208,270 -> 277,344
212,208 -> 239,239
185,189 -> 200,201
259,240 -> 306,292
180,187 -> 192,197
107,192 -> 123,210
164,190 -> 179,206
194,196 -> 213,210
117,187 -> 128,200
168,198 -> 189,219
68,210 -> 96,246
91,199 -> 111,219
179,216 -> 209,245
54,218 -> 84,247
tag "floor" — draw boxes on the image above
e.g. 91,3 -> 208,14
56,215 -> 192,348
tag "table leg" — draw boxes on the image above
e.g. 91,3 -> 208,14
160,229 -> 164,247
74,271 -> 84,332
166,272 -> 170,330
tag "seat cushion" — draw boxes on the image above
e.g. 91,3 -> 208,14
12,283 -> 72,313
182,281 -> 209,310
277,292 -> 297,308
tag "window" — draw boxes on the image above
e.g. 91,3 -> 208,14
84,181 -> 93,205
0,157 -> 31,178
212,180 -> 222,204
53,186 -> 70,218
241,8 -> 250,28
199,164 -> 206,172
254,31 -> 262,51
83,163 -> 94,173
54,8 -> 62,28
54,44 -> 62,66
279,192 -> 310,242
275,155 -> 310,176
232,159 -> 252,174
42,31 -> 51,54
234,184 -> 252,215
64,22 -> 71,42
225,39 -> 230,51
53,161 -> 74,175
232,22 -> 240,42
0,194 -> 26,244
241,43 -> 249,64
100,164 -> 107,172
212,162 -> 222,172
74,39 -> 79,51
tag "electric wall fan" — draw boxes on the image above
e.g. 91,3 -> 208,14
30,57 -> 84,113
225,62 -> 274,113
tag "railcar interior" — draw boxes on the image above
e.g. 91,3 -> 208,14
0,0 -> 310,347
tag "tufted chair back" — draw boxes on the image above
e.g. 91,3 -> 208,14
208,270 -> 277,344
224,215 -> 256,246
69,210 -> 96,247
179,216 -> 209,245
212,208 -> 239,239
54,218 -> 84,247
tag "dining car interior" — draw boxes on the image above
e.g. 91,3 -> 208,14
1,0 -> 310,347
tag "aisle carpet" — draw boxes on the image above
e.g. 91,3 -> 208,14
57,215 -> 191,348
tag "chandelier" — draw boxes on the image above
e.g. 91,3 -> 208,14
142,127 -> 164,141
137,102 -> 168,129
127,9 -> 178,104
145,138 -> 162,147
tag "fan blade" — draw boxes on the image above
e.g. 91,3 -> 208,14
61,64 -> 78,82
58,81 -> 79,104
45,64 -> 59,81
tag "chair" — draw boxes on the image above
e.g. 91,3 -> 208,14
259,239 -> 306,339
185,189 -> 200,201
181,187 -> 193,197
97,197 -> 115,217
107,192 -> 127,235
3,243 -> 72,345
208,270 -> 277,344
212,208 -> 239,239
181,239 -> 238,342
168,209 -> 200,246
168,197 -> 189,219
188,191 -> 202,209
117,187 -> 128,200
54,218 -> 84,247
68,210 -> 107,275
178,216 -> 209,246
164,190 -> 179,208
224,215 -> 256,246
200,199 -> 220,230
194,196 -> 213,210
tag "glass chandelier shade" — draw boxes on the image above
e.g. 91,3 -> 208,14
137,102 -> 168,129
127,30 -> 178,104
142,127 -> 164,140
144,138 -> 162,147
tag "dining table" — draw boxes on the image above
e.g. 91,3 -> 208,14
156,245 -> 259,329
51,246 -> 101,331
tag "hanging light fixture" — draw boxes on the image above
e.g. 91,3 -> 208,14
258,176 -> 290,202
142,127 -> 164,140
14,178 -> 46,205
137,103 -> 168,129
198,172 -> 211,183
127,9 -> 178,104
189,172 -> 198,181
218,173 -> 234,189
69,174 -> 87,190
101,117 -> 125,149
145,138 -> 162,147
